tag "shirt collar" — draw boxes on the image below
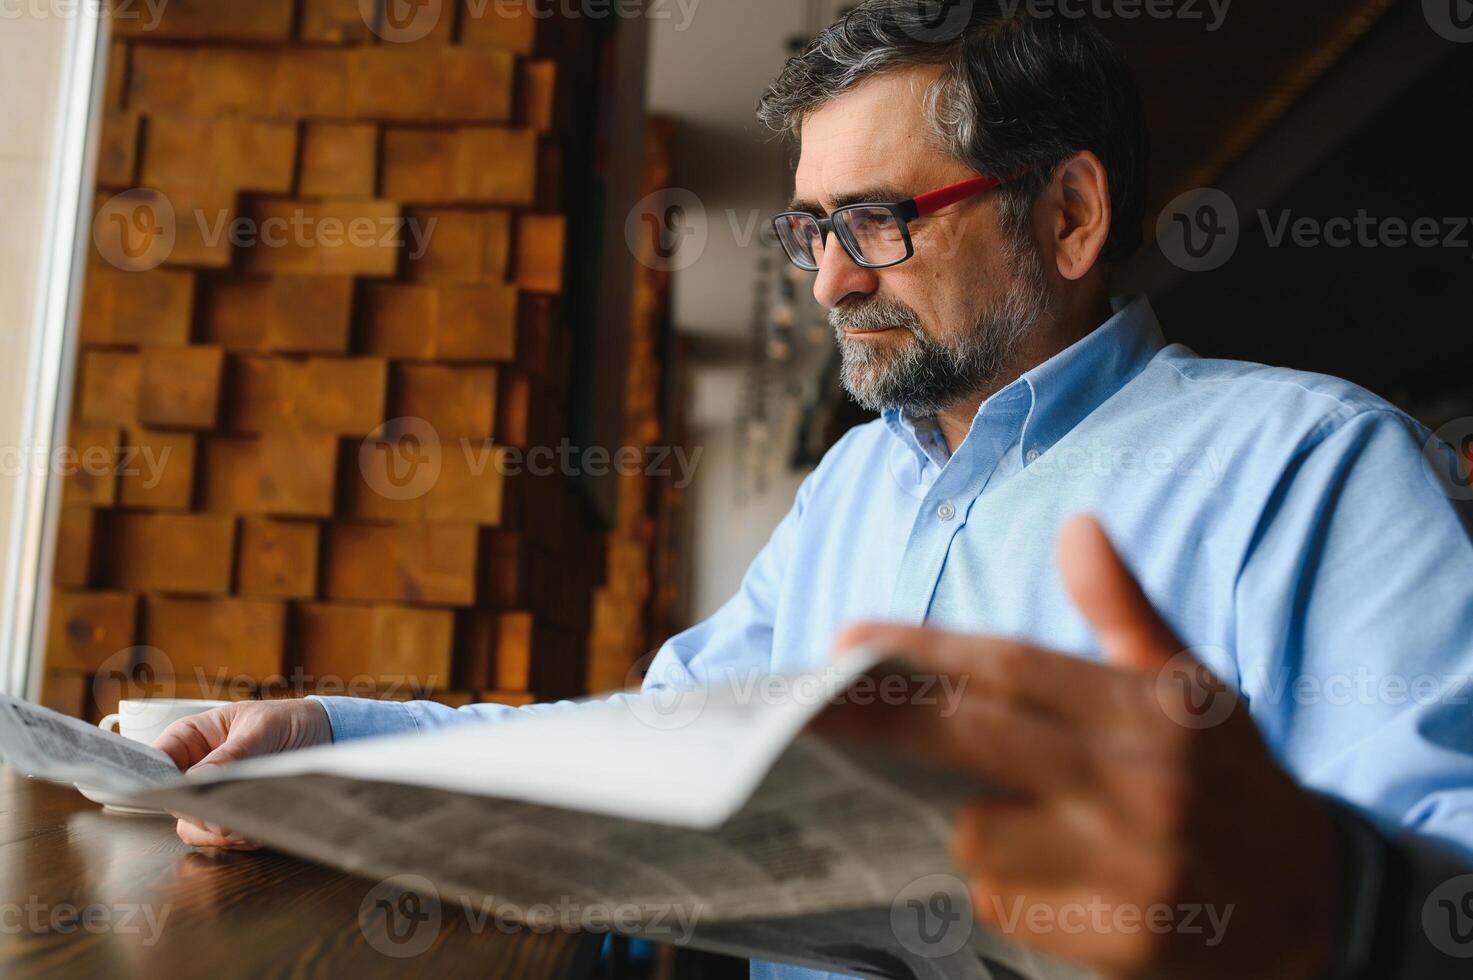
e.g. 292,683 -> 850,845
882,295 -> 1166,469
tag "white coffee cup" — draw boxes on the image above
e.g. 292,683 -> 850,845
98,698 -> 230,745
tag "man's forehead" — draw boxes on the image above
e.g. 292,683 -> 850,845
792,66 -> 948,209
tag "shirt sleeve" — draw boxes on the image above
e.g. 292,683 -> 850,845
1234,408 -> 1473,864
312,464 -> 818,742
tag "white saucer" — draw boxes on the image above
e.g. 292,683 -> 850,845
75,783 -> 169,817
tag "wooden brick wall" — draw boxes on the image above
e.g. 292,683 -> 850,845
44,0 -> 620,719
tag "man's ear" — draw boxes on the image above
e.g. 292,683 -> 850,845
1044,151 -> 1112,282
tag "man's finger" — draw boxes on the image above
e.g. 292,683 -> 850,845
173,816 -> 259,850
834,624 -> 1155,732
152,716 -> 219,772
952,800 -> 1107,887
812,680 -> 1101,797
1057,514 -> 1184,671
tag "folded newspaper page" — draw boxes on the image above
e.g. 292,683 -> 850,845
0,659 -> 1090,980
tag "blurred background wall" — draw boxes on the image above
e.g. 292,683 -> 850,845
38,0 -> 671,720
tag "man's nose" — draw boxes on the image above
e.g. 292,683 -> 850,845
812,232 -> 879,310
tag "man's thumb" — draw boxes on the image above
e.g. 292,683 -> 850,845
1057,514 -> 1183,671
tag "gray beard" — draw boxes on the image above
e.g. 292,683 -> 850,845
831,242 -> 1052,416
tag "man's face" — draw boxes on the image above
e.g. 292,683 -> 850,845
792,65 -> 1050,416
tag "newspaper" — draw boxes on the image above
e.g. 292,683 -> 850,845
0,659 -> 1090,980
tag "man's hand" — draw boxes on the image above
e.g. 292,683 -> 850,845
827,515 -> 1341,980
152,699 -> 333,850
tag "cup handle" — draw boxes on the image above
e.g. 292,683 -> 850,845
98,713 -> 121,734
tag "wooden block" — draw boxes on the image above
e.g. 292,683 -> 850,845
94,185 -> 238,269
200,436 -> 260,513
382,127 -> 536,205
495,371 -> 531,447
78,350 -> 139,427
97,110 -> 140,186
347,47 -> 512,124
437,284 -> 518,360
324,523 -> 478,606
479,690 -> 535,707
480,531 -> 525,607
360,284 -> 439,360
300,124 -> 378,199
80,267 -> 194,347
268,278 -> 355,352
362,283 -> 517,361
237,518 -> 319,599
519,60 -> 556,133
139,345 -> 225,429
515,214 -> 565,294
492,611 -> 533,690
144,597 -> 286,680
428,443 -> 507,524
163,186 -> 241,269
394,365 -> 495,439
257,431 -> 339,517
223,356 -> 274,434
104,40 -> 128,111
295,603 -> 453,686
54,508 -> 98,589
299,0 -> 377,43
46,591 -> 136,672
40,670 -> 88,718
117,428 -> 196,510
204,277 -> 353,353
240,200 -> 403,278
433,47 -> 516,121
141,117 -> 297,194
202,279 -> 269,350
60,426 -> 118,507
461,0 -> 537,53
113,0 -> 295,40
293,358 -> 389,434
433,690 -> 475,708
132,47 -> 508,122
404,209 -> 511,284
107,512 -> 236,593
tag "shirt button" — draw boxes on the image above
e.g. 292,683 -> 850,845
937,501 -> 956,521
1026,448 -> 1041,463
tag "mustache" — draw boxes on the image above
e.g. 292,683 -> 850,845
829,300 -> 924,335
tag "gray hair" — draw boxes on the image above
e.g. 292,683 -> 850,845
757,1 -> 1150,262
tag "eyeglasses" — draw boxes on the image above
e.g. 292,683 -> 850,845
771,171 -> 1031,272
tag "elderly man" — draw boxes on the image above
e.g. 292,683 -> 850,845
158,3 -> 1473,978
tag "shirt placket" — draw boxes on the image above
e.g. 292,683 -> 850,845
887,400 -> 1029,623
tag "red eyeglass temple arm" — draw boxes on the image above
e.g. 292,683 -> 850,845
911,175 -> 1004,217
909,165 -> 1041,217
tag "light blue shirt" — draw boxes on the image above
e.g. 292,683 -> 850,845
315,296 -> 1473,979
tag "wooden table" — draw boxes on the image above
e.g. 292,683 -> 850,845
0,767 -> 604,979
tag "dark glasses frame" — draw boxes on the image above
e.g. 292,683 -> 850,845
772,170 -> 1034,272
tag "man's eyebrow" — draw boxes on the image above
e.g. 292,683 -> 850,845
787,186 -> 911,215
